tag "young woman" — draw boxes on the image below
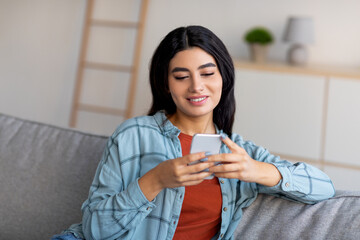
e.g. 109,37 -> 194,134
53,25 -> 335,240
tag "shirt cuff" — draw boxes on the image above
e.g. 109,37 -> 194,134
267,163 -> 294,192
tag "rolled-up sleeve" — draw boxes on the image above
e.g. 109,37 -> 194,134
244,142 -> 335,204
260,160 -> 335,204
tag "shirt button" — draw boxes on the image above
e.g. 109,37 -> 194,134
285,182 -> 290,187
180,194 -> 183,199
173,221 -> 176,225
146,207 -> 150,211
220,179 -> 224,184
223,207 -> 227,212
220,233 -> 224,238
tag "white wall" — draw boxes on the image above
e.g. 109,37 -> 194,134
0,0 -> 84,128
1,0 -> 360,135
135,0 -> 360,117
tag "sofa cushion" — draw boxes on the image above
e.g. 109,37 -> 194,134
234,190 -> 360,240
0,113 -> 108,239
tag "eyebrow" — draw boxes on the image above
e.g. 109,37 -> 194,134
171,62 -> 216,73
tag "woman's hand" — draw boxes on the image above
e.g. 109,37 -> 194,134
139,152 -> 215,201
208,136 -> 282,187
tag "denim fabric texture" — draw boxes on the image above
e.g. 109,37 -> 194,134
63,111 -> 335,240
51,233 -> 82,240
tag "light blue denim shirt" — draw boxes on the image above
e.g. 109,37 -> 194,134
64,111 -> 335,240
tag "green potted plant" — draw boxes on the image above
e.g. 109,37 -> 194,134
244,27 -> 274,63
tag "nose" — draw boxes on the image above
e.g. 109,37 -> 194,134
188,74 -> 204,93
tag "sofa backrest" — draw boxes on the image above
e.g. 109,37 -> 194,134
2,113 -> 360,240
0,114 -> 108,240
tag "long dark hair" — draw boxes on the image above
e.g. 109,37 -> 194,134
148,25 -> 235,136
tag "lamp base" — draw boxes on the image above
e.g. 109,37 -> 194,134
287,44 -> 308,65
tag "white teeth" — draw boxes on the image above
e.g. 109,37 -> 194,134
189,97 -> 206,102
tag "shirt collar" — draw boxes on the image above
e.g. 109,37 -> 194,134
152,110 -> 224,137
153,111 -> 180,137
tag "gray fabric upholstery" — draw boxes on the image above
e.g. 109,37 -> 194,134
1,113 -> 360,240
234,191 -> 360,240
0,113 -> 107,240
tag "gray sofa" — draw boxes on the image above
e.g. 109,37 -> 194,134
0,113 -> 359,240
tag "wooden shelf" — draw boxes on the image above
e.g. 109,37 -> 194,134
234,59 -> 360,80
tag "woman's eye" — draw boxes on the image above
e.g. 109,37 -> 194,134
201,72 -> 214,77
174,76 -> 188,80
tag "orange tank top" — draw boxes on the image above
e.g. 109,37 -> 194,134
173,133 -> 222,240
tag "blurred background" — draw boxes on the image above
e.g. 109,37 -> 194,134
1,0 -> 360,190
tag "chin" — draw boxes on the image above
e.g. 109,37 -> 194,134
184,109 -> 214,118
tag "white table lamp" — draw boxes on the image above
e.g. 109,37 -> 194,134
283,17 -> 314,65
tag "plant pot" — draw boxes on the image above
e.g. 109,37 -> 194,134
248,44 -> 269,63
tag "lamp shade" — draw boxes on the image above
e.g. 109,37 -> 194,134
283,17 -> 314,44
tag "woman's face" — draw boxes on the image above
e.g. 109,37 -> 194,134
168,47 -> 223,119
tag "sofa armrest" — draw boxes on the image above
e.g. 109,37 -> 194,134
234,190 -> 360,240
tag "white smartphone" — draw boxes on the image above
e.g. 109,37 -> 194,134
189,134 -> 222,179
190,134 -> 222,155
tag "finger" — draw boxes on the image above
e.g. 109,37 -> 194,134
207,153 -> 240,163
210,163 -> 239,173
185,152 -> 207,164
187,161 -> 216,173
180,171 -> 214,185
173,154 -> 213,177
221,136 -> 244,153
188,171 -> 214,181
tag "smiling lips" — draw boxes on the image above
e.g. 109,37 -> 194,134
187,96 -> 208,105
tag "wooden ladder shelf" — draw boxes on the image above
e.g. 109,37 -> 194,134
69,0 -> 149,128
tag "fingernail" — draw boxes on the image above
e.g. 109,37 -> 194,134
220,133 -> 227,140
205,151 -> 212,157
200,157 -> 208,162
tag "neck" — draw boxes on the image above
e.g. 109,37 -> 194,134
168,111 -> 216,136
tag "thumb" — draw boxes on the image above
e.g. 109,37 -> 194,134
221,133 -> 242,153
